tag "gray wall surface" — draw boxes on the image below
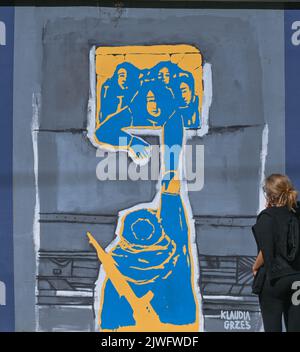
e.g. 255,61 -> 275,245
13,6 -> 285,331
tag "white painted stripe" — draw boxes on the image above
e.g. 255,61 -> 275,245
0,21 -> 6,46
258,124 -> 269,214
203,295 -> 245,301
198,62 -> 212,137
39,305 -> 93,310
87,46 -> 98,148
204,315 -> 221,319
56,291 -> 93,298
32,92 -> 41,332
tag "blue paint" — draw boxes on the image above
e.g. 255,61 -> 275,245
98,61 -> 200,128
285,10 -> 300,190
100,193 -> 197,330
95,61 -> 200,187
0,6 -> 14,332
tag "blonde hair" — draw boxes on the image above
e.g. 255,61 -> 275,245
263,174 -> 298,211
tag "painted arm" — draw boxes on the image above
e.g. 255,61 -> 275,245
158,183 -> 188,246
161,111 -> 184,189
95,108 -> 151,162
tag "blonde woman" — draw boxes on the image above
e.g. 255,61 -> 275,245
252,174 -> 300,332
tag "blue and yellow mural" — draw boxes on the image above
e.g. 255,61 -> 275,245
5,6 -> 293,333
87,45 -> 203,331
88,182 -> 200,331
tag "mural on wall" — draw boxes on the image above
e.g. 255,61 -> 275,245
87,45 -> 205,331
33,37 -> 264,332
0,2 -> 294,333
26,8 -> 285,333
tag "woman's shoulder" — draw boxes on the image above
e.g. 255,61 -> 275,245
252,209 -> 275,243
255,208 -> 282,227
257,207 -> 276,219
257,205 -> 295,225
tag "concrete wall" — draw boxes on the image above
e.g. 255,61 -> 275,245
13,6 -> 285,331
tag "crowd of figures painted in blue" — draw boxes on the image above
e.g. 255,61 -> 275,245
95,61 -> 201,182
98,62 -> 200,128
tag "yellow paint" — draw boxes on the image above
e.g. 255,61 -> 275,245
119,232 -> 171,253
173,254 -> 180,266
88,231 -> 162,331
96,45 -> 200,55
101,322 -> 199,332
127,237 -> 177,271
121,273 -> 160,286
162,270 -> 173,280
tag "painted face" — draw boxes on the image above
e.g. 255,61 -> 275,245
158,67 -> 170,85
117,68 -> 127,89
180,82 -> 192,105
146,90 -> 161,118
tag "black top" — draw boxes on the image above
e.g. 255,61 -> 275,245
252,203 -> 300,282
